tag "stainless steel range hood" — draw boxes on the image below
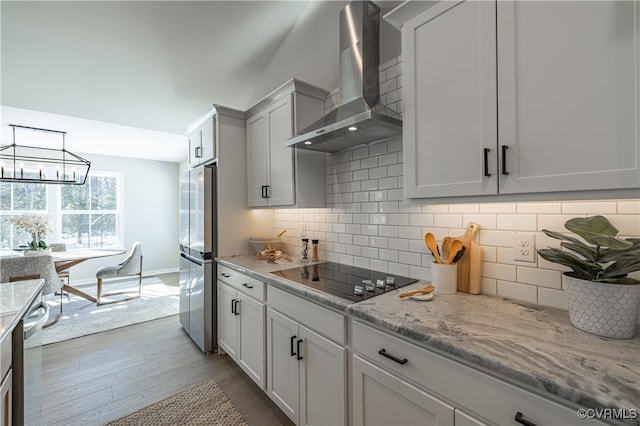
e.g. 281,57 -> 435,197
286,1 -> 402,153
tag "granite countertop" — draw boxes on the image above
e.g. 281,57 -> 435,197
216,254 -> 640,420
0,279 -> 45,341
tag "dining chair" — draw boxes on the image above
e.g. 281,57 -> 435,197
95,242 -> 143,305
0,255 -> 63,327
49,243 -> 71,301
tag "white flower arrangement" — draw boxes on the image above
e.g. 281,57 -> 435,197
9,214 -> 53,248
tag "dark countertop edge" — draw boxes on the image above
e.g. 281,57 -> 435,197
0,279 -> 44,343
215,257 -> 636,424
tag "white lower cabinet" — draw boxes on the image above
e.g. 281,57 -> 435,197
265,285 -> 347,426
217,280 -> 265,389
352,355 -> 454,426
266,307 -> 347,426
352,321 -> 607,426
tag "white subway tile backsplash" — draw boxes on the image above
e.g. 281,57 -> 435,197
480,203 -> 517,214
434,213 -> 463,228
449,203 -> 479,213
618,200 -> 640,214
517,266 -> 562,289
483,262 -> 516,281
517,202 -> 562,214
497,281 -> 537,304
562,201 -> 617,214
273,63 -> 638,314
537,287 -> 568,310
497,214 -> 537,231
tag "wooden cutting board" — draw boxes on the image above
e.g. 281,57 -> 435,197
442,222 -> 482,294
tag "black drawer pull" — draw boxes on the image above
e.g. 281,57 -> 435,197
483,148 -> 491,177
233,299 -> 240,316
296,339 -> 303,360
515,412 -> 538,426
221,273 -> 230,278
242,283 -> 254,289
231,298 -> 236,314
378,348 -> 407,365
290,335 -> 297,357
501,145 -> 509,175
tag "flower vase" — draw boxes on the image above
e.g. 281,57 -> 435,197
24,232 -> 51,256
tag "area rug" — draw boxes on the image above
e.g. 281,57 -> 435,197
42,277 -> 179,345
108,380 -> 248,426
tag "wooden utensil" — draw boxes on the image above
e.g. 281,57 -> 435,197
441,222 -> 482,294
451,246 -> 466,264
447,240 -> 464,264
399,285 -> 435,298
275,229 -> 287,238
424,233 -> 443,264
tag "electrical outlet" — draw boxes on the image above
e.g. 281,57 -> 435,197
513,232 -> 535,262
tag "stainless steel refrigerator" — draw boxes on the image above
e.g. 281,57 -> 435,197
179,164 -> 217,353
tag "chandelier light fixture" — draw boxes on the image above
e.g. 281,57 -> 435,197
0,124 -> 91,185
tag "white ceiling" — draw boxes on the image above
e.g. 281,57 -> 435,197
0,1 -> 321,162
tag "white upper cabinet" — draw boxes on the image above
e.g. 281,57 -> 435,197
392,0 -> 640,199
188,114 -> 216,168
246,79 -> 328,208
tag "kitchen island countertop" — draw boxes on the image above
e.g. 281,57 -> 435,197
217,254 -> 640,422
0,279 -> 44,341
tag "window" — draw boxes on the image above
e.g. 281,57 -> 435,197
0,181 -> 48,250
0,171 -> 123,250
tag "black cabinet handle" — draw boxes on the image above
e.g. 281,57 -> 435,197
514,412 -> 537,426
501,145 -> 509,175
242,283 -> 254,289
231,298 -> 236,314
233,299 -> 240,316
378,348 -> 408,365
261,185 -> 267,198
483,148 -> 491,177
221,273 -> 230,278
296,339 -> 303,360
265,185 -> 270,199
290,335 -> 297,357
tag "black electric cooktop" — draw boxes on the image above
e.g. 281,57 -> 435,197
270,262 -> 418,303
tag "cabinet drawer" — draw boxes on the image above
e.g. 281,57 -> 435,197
218,265 -> 265,302
352,321 -> 607,426
268,286 -> 346,345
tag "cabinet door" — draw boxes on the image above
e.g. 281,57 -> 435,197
237,292 -> 265,389
403,1 -> 497,198
0,369 -> 11,426
266,308 -> 299,423
454,409 -> 490,426
267,96 -> 296,206
247,113 -> 269,207
188,130 -> 201,169
352,355 -> 454,426
497,1 -> 640,194
199,116 -> 216,164
299,325 -> 347,426
217,282 -> 238,359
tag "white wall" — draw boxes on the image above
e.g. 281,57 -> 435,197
70,153 -> 179,284
248,1 -> 401,108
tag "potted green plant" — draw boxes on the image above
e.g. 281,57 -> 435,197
538,215 -> 640,339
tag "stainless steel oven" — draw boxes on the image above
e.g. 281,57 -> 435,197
13,297 -> 49,425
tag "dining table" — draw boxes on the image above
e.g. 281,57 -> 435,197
51,248 -> 126,303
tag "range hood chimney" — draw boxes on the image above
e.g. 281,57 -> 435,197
286,1 -> 402,153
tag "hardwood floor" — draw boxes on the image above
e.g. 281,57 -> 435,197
40,315 -> 293,426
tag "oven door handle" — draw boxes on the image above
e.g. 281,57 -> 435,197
24,301 -> 50,341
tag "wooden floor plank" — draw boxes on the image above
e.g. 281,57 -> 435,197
40,314 -> 293,426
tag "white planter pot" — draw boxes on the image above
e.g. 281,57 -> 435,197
563,273 -> 640,339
